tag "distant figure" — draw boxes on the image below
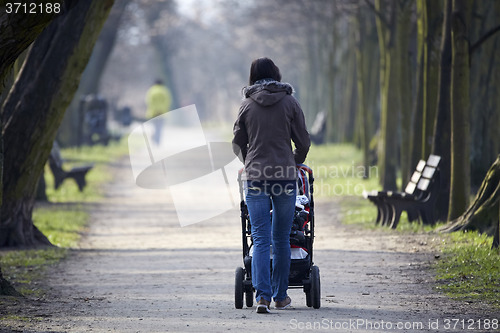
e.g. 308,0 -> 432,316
145,79 -> 172,144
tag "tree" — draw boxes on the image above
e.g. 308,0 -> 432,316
373,0 -> 398,191
440,155 -> 500,249
469,1 -> 500,189
448,0 -> 471,220
0,0 -> 114,247
0,0 -> 72,85
0,0 -> 72,296
395,0 -> 412,188
432,0 -> 452,222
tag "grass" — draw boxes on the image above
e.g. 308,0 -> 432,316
0,248 -> 67,297
435,231 -> 500,308
33,208 -> 88,248
306,143 -> 380,199
308,143 -> 500,310
44,141 -> 129,202
0,139 -> 128,298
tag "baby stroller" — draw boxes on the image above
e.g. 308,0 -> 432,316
234,164 -> 320,309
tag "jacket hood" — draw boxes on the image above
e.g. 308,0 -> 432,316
242,80 -> 294,106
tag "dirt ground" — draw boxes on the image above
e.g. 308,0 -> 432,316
1,158 -> 496,333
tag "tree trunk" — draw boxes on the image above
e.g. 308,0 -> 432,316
145,0 -> 180,112
0,0 -> 114,248
448,0 -> 471,221
397,1 -> 412,188
326,11 -> 338,144
0,0 -> 73,85
422,0 -> 441,158
469,1 -> 500,190
440,155 -> 500,248
375,0 -> 398,191
0,99 -> 14,294
411,52 -> 424,171
432,0 -> 452,222
354,7 -> 371,176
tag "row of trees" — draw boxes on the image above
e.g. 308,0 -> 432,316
203,0 -> 499,236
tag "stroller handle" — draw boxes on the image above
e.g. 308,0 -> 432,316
296,164 -> 314,179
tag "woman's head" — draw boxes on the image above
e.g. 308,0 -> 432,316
249,57 -> 282,85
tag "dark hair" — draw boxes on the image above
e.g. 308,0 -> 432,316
249,57 -> 282,85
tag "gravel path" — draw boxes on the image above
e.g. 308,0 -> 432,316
1,158 -> 494,333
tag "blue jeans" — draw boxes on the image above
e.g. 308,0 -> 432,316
246,180 -> 296,303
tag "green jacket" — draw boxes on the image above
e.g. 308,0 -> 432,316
145,84 -> 172,118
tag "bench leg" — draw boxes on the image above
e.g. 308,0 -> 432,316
381,201 -> 393,227
389,205 -> 403,229
375,204 -> 384,225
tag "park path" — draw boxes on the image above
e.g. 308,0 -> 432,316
13,158 -> 492,332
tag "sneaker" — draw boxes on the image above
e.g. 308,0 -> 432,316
256,298 -> 271,313
274,296 -> 292,310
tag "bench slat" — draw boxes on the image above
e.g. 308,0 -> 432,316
410,171 -> 422,183
422,166 -> 436,179
416,160 -> 426,172
426,155 -> 441,168
417,178 -> 431,191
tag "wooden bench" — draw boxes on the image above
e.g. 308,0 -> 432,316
363,159 -> 426,226
48,142 -> 94,192
363,155 -> 441,229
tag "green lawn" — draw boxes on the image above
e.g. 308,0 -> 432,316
306,143 -> 380,199
435,231 -> 500,308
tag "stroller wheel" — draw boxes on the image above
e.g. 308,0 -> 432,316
235,267 -> 245,309
310,265 -> 321,309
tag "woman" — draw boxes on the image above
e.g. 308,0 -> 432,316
232,57 -> 310,313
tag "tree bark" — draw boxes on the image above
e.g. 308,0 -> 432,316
375,0 -> 398,191
440,155 -> 500,248
422,0 -> 442,158
0,0 -> 83,86
469,1 -> 500,190
0,0 -> 114,248
354,7 -> 371,176
432,0 -> 452,222
0,0 -> 63,85
397,1 -> 412,188
448,0 -> 471,221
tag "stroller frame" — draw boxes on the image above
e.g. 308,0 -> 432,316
234,164 -> 321,309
